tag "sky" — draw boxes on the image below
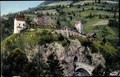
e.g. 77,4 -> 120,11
1,1 -> 44,16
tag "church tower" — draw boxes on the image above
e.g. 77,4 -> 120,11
75,20 -> 83,34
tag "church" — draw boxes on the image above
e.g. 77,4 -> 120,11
14,18 -> 26,34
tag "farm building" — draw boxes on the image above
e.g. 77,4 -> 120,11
33,16 -> 51,26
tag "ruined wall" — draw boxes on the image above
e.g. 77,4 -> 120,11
52,29 -> 86,38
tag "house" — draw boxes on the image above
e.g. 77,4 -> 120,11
75,20 -> 83,34
33,16 -> 51,26
14,18 -> 26,34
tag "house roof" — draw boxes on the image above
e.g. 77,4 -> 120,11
15,18 -> 25,21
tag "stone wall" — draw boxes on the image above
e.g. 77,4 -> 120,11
52,29 -> 86,38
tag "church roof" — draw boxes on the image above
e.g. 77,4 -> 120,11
15,18 -> 25,21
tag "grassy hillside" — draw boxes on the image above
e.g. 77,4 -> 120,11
1,28 -> 119,70
45,1 -> 72,6
1,0 -> 119,46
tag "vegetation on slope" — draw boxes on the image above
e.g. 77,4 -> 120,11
2,47 -> 64,77
70,35 -> 120,70
1,1 -> 119,47
2,28 -> 120,71
1,29 -> 67,77
1,1 -> 119,76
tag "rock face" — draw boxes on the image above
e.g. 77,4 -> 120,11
91,53 -> 106,68
28,39 -> 106,76
110,71 -> 120,76
1,36 -> 106,76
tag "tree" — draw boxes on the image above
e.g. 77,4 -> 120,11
16,13 -> 25,18
57,19 -> 61,28
95,0 -> 97,3
73,0 -> 79,2
114,3 -> 119,19
26,17 -> 31,29
58,34 -> 65,41
77,5 -> 81,8
70,16 -> 73,20
47,52 -> 64,77
99,14 -> 102,19
98,0 -> 101,4
2,48 -> 28,77
29,52 -> 49,77
51,13 -> 53,16
111,7 -> 114,12
104,66 -> 110,76
37,12 -> 43,17
91,7 -> 94,10
102,37 -> 107,45
92,64 -> 105,76
21,13 -> 25,18
108,19 -> 118,27
105,15 -> 109,18
69,3 -> 74,7
82,8 -> 85,11
46,12 -> 50,16
89,13 -> 93,18
73,13 -> 76,16
82,41 -> 92,47
79,14 -> 81,17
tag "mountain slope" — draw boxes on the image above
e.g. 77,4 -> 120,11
1,29 -> 119,69
1,0 -> 119,46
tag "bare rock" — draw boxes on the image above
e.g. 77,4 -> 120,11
91,53 -> 106,68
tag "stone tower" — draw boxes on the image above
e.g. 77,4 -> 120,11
75,20 -> 83,34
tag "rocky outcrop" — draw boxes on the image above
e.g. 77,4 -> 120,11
26,39 -> 106,76
1,36 -> 106,76
110,70 -> 120,76
90,53 -> 106,68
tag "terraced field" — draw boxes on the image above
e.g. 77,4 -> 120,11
1,0 -> 119,46
92,20 -> 109,26
37,9 -> 58,14
45,1 -> 72,6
